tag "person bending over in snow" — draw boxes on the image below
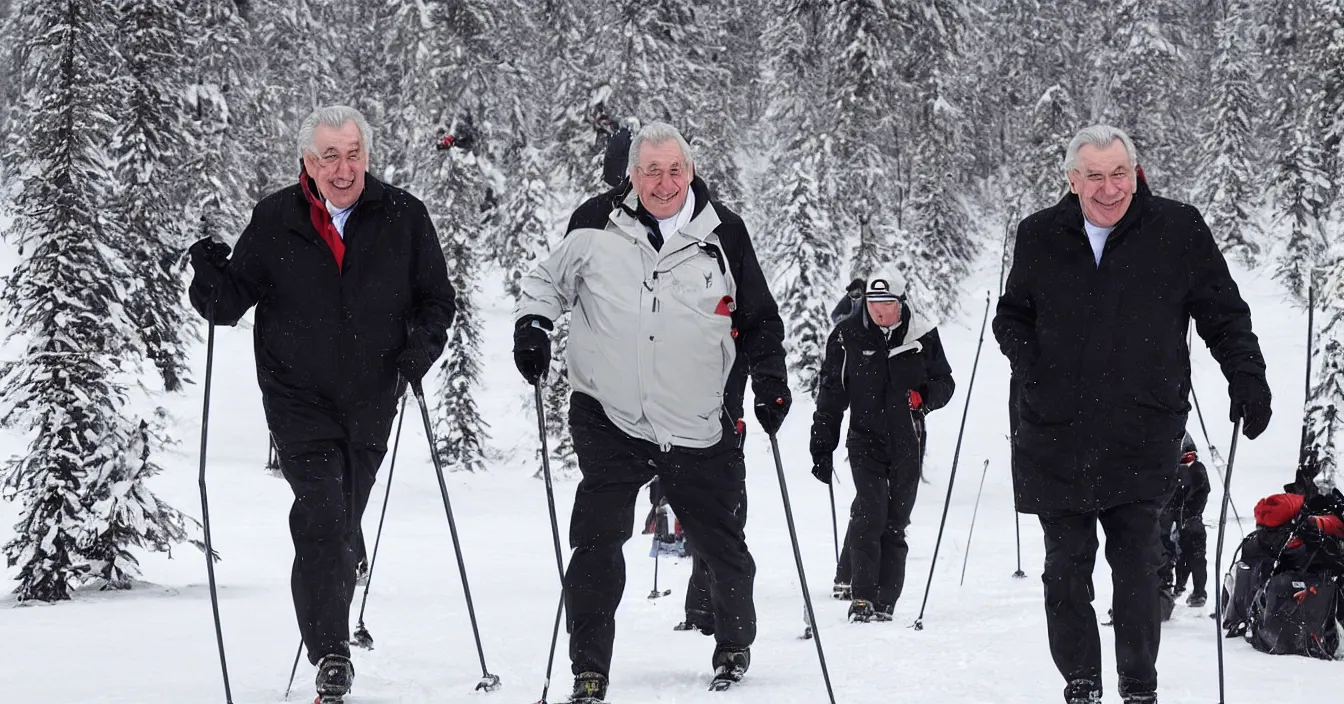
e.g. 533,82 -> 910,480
810,268 -> 956,623
993,124 -> 1270,704
186,105 -> 456,703
1160,433 -> 1211,607
513,121 -> 789,702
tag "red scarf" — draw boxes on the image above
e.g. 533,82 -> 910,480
299,170 -> 346,271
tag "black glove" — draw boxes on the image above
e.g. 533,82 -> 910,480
752,378 -> 792,435
396,345 -> 434,384
188,237 -> 231,289
811,453 -> 833,485
1228,373 -> 1272,440
513,316 -> 553,385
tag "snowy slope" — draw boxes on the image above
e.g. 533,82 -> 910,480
0,235 -> 1338,703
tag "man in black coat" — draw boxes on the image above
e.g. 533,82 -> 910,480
1160,433 -> 1211,607
187,106 -> 456,701
993,125 -> 1271,704
810,268 -> 956,623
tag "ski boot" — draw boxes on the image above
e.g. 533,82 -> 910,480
1064,678 -> 1101,704
873,601 -> 894,622
1122,693 -> 1157,704
709,645 -> 750,691
848,599 -> 875,623
832,581 -> 851,600
568,671 -> 608,703
314,654 -> 354,703
1186,591 -> 1207,608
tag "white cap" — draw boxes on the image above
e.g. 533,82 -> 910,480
865,267 -> 906,302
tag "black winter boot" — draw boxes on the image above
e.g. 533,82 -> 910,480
315,654 -> 354,702
710,645 -> 750,687
568,671 -> 608,703
1064,678 -> 1101,703
848,599 -> 875,623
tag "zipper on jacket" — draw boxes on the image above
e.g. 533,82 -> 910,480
651,271 -> 660,312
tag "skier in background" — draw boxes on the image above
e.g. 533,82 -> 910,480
831,277 -> 867,324
810,268 -> 956,623
1160,433 -> 1211,607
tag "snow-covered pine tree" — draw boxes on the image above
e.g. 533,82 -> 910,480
182,0 -> 256,248
0,0 -> 184,602
1264,0 -> 1331,299
902,0 -> 977,318
824,0 -> 909,283
497,143 -> 551,301
763,0 -> 841,393
1098,0 -> 1186,187
1304,255 -> 1343,490
79,415 -> 192,589
1024,84 -> 1078,210
539,318 -> 580,479
248,0 -> 341,195
109,0 -> 193,393
1195,0 -> 1262,268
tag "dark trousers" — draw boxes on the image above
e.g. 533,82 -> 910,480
567,393 -> 755,677
1161,513 -> 1207,595
835,421 -> 926,587
685,490 -> 747,627
1039,499 -> 1164,698
843,451 -> 921,605
277,440 -> 385,665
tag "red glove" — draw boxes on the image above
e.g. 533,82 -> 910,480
908,390 -> 923,410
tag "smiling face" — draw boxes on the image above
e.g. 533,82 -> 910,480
1067,140 -> 1135,228
631,139 -> 692,219
301,120 -> 367,209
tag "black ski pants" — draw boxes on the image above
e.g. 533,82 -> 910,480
276,439 -> 385,665
1161,512 -> 1208,596
844,450 -> 921,605
567,393 -> 755,677
835,422 -> 926,587
1039,499 -> 1164,699
685,489 -> 748,629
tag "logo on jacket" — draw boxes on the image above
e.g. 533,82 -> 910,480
862,350 -> 876,356
704,272 -> 713,289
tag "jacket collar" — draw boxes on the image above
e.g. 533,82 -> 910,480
1053,175 -> 1150,244
285,170 -> 387,237
611,176 -> 721,248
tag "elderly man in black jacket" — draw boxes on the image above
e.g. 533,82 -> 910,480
811,268 -> 956,623
187,105 -> 456,702
993,124 -> 1271,704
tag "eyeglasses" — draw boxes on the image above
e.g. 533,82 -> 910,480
636,165 -> 686,182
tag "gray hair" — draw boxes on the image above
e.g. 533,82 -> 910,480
1063,124 -> 1138,173
627,121 -> 696,177
297,105 -> 373,162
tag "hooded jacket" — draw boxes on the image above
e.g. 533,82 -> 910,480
811,300 -> 955,466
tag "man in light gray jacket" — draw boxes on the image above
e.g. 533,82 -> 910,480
513,122 -> 789,702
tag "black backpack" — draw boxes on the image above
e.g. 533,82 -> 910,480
1246,571 -> 1341,659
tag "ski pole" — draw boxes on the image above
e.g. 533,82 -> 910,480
914,293 -> 990,630
283,641 -> 303,700
1213,418 -> 1243,704
648,542 -> 671,599
1190,383 -> 1245,539
1012,511 -> 1026,578
352,394 -> 408,650
959,459 -> 990,587
768,434 -> 838,704
1297,274 -> 1315,471
828,482 -> 840,565
533,382 -> 569,704
411,381 -> 500,692
197,311 -> 234,704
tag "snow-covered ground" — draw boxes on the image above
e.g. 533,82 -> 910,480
0,219 -> 1338,702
